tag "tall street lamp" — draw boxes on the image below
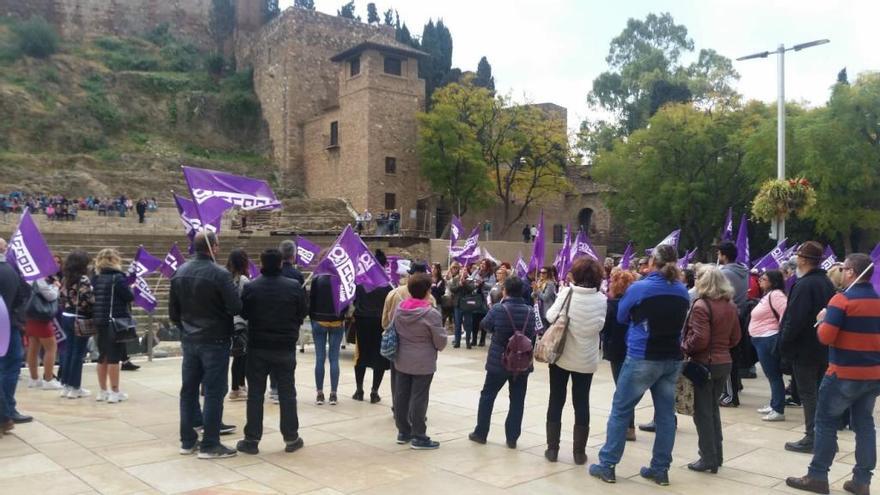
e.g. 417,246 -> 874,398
737,39 -> 830,240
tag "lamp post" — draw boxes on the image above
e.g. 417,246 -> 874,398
737,39 -> 829,240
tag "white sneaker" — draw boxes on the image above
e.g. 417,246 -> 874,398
68,388 -> 91,399
42,379 -> 64,391
27,378 -> 43,388
96,390 -> 110,402
757,405 -> 773,414
107,391 -> 128,404
60,386 -> 72,398
762,411 -> 785,422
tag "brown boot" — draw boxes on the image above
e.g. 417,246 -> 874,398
544,422 -> 561,462
844,480 -> 870,495
573,425 -> 589,465
785,475 -> 830,494
626,427 -> 636,442
1,419 -> 13,434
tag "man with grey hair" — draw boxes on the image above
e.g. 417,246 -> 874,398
0,237 -> 33,430
279,240 -> 304,285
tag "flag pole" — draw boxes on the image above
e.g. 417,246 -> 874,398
815,262 -> 874,328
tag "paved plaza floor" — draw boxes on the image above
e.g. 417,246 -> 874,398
0,343 -> 868,495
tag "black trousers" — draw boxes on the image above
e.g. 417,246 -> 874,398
244,349 -> 299,443
546,364 -> 593,427
393,371 -> 433,439
693,363 -> 731,466
355,365 -> 385,392
792,362 -> 827,438
610,360 -> 635,428
469,312 -> 487,346
231,355 -> 246,390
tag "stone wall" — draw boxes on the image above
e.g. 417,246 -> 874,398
0,0 -> 214,48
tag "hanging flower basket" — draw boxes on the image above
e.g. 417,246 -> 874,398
751,177 -> 816,222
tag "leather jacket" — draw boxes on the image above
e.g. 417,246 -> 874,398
169,254 -> 242,344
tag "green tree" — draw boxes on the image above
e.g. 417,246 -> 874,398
417,84 -> 493,216
209,0 -> 235,53
367,3 -> 380,25
337,1 -> 359,21
383,8 -> 394,26
474,56 -> 495,93
262,0 -> 280,22
294,0 -> 316,9
13,16 -> 58,59
594,103 -> 762,253
420,19 -> 454,106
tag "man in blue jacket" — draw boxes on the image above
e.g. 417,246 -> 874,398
468,275 -> 536,449
590,244 -> 690,485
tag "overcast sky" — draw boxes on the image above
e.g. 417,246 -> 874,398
280,0 -> 879,133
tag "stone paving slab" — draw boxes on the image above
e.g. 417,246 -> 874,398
0,343 -> 872,494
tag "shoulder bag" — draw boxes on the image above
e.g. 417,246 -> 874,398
25,282 -> 58,322
681,298 -> 714,387
109,274 -> 138,343
534,288 -> 572,364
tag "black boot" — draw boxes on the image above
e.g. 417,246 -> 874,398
544,422 -> 561,462
573,425 -> 589,465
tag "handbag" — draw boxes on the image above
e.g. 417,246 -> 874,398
73,282 -> 97,337
458,292 -> 488,314
25,282 -> 58,321
674,372 -> 696,416
108,274 -> 138,343
231,320 -> 248,357
534,289 -> 572,364
681,298 -> 714,387
380,321 -> 398,360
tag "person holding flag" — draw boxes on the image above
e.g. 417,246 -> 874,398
91,249 -> 134,404
0,238 -> 33,430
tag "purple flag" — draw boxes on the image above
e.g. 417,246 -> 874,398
570,229 -> 599,262
722,207 -> 734,241
6,210 -> 59,282
618,242 -> 634,270
131,276 -> 158,313
649,229 -> 681,254
556,225 -> 572,279
173,193 -> 222,246
247,259 -> 260,279
752,239 -> 789,272
785,274 -> 797,294
386,255 -> 402,286
677,248 -> 697,269
870,243 -> 880,294
0,297 -> 9,358
159,244 -> 186,279
479,247 -> 499,264
127,246 -> 163,284
182,166 -> 281,225
450,226 -> 481,263
295,236 -> 321,267
528,211 -> 545,274
735,214 -> 750,265
314,226 -> 390,308
515,253 -> 528,279
820,246 -> 837,271
449,216 -> 464,246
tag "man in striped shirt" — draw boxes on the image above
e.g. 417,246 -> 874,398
787,253 -> 880,495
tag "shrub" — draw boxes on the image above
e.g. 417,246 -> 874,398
145,23 -> 173,47
134,73 -> 191,94
13,17 -> 58,58
206,53 -> 225,76
160,42 -> 200,72
85,93 -> 123,130
220,91 -> 261,128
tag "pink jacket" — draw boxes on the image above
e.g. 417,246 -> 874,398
748,289 -> 788,338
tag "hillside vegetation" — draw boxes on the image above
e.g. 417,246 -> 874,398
0,17 -> 279,197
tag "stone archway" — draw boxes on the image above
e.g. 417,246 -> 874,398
577,208 -> 593,233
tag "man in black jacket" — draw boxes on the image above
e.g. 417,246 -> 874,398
236,249 -> 307,455
279,240 -> 305,285
170,232 -> 242,459
0,238 -> 33,430
779,241 -> 836,454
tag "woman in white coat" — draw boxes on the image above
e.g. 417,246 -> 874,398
542,257 -> 607,465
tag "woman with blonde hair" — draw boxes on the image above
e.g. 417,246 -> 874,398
91,248 -> 134,403
681,266 -> 742,473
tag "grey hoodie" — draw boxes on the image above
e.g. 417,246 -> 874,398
721,263 -> 749,310
392,304 -> 447,375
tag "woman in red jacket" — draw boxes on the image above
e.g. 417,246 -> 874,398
681,266 -> 742,474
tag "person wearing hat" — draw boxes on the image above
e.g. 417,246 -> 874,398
778,241 -> 836,454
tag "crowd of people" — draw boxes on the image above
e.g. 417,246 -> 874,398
0,192 -> 158,223
1,232 -> 878,494
355,209 -> 402,235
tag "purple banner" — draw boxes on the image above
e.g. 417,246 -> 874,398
870,243 -> 880,294
677,248 -> 697,269
248,260 -> 260,279
515,253 -> 528,279
649,229 -> 680,254
127,246 -> 163,284
752,239 -> 788,272
618,242 -> 634,270
182,166 -> 281,225
570,229 -> 599,262
295,236 -> 321,267
173,193 -> 222,252
131,276 -> 158,313
450,226 -> 481,263
0,297 -> 8,357
528,211 -> 545,274
386,255 -> 402,286
557,225 -> 572,280
735,214 -> 750,265
160,244 -> 186,279
314,226 -> 390,312
820,246 -> 837,271
449,216 -> 464,246
7,210 -> 59,282
722,207 -> 734,241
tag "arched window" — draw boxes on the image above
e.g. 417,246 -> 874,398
578,208 -> 594,233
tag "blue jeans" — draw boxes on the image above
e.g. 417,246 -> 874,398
453,308 -> 464,345
599,357 -> 682,471
454,308 -> 473,346
808,374 -> 880,484
312,321 -> 344,392
180,341 -> 230,449
752,334 -> 785,414
474,372 -> 529,442
58,315 -> 90,390
0,330 -> 23,421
